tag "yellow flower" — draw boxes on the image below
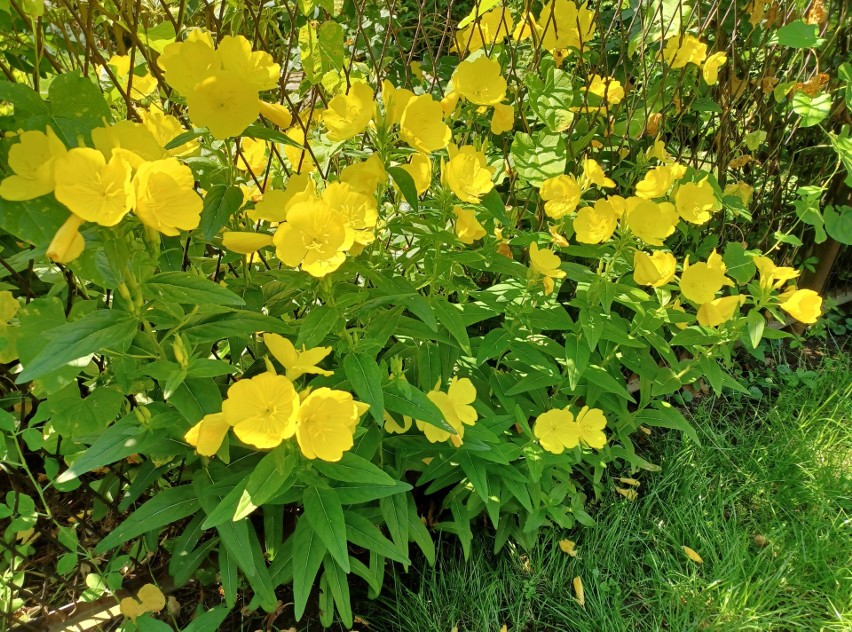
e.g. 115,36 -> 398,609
322,182 -> 378,247
573,576 -> 585,607
0,128 -> 67,201
222,231 -> 273,254
54,148 -> 134,226
582,157 -> 615,189
91,121 -> 168,170
158,37 -> 219,94
633,250 -> 676,287
529,242 -> 566,295
443,145 -> 494,203
723,181 -> 754,206
534,407 -> 578,454
120,583 -> 166,622
264,333 -> 333,381
217,35 -> 280,92
674,178 -> 720,225
184,412 -> 234,456
697,295 -> 746,327
383,411 -> 413,434
513,12 -> 537,42
454,7 -> 514,53
139,107 -> 200,158
186,70 -> 259,139
237,138 -> 268,174
490,102 -> 514,135
258,100 -> 293,128
283,125 -> 316,173
635,165 -> 684,199
381,79 -> 415,126
534,404 -> 607,453
454,206 -> 487,244
340,153 -> 387,194
539,0 -> 596,51
416,377 -> 477,447
540,175 -> 581,219
400,154 -> 432,196
779,288 -> 822,324
623,197 -> 679,246
607,194 -> 628,218
296,388 -> 366,461
272,197 -> 354,277
323,81 -> 375,141
573,199 -> 617,244
440,91 -> 460,117
753,256 -> 800,290
680,250 -> 733,304
663,34 -> 708,69
559,539 -> 578,557
250,174 -> 315,223
587,75 -> 624,105
133,158 -> 202,235
452,56 -> 507,106
646,138 -> 673,164
682,546 -> 704,564
400,94 -> 452,154
105,54 -> 159,100
221,372 -> 300,449
47,214 -> 85,264
702,51 -> 727,86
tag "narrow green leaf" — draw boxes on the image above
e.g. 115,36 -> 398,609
200,185 -> 243,241
431,300 -> 471,354
295,306 -> 339,348
312,452 -> 396,486
344,511 -> 410,564
343,354 -> 384,423
303,487 -> 350,572
322,557 -> 353,628
388,166 -> 419,211
144,272 -> 245,306
384,381 -> 454,433
233,449 -> 296,521
292,517 -> 327,620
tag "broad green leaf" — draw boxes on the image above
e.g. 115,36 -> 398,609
776,20 -> 819,48
95,485 -> 200,553
824,205 -> 852,245
791,92 -> 831,128
0,195 -> 67,248
233,449 -> 296,521
511,131 -> 567,186
295,306 -> 339,348
313,452 -> 396,486
747,309 -> 765,349
292,517 -> 327,620
17,310 -> 138,383
344,510 -> 410,564
303,486 -> 349,572
722,242 -> 757,284
634,403 -> 700,444
200,185 -> 243,241
343,353 -> 384,423
388,166 -> 419,211
384,381 -> 454,433
144,272 -> 245,306
47,72 -> 113,144
168,378 -> 222,424
299,21 -> 344,84
55,413 -> 143,482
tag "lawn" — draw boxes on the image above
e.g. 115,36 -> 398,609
363,349 -> 852,632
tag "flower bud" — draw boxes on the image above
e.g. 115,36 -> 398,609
47,215 -> 85,264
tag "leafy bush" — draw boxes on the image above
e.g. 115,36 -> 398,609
0,0 -> 846,628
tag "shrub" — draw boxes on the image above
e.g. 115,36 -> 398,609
0,0 -> 846,628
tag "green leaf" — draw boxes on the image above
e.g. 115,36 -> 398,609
564,334 -> 590,391
181,605 -> 230,632
332,479 -> 412,505
242,124 -> 305,148
476,328 -> 513,365
299,21 -> 344,84
380,493 -> 409,556
322,557 -> 353,628
303,486 -> 350,572
17,310 -> 138,383
164,128 -> 207,150
292,517 -> 327,620
343,353 -> 384,423
144,272 -> 245,306
94,486 -> 200,553
314,452 -> 396,486
791,92 -> 831,128
344,511 -> 410,564
406,498 -> 435,565
431,300 -> 471,354
233,449 -> 296,521
295,306 -> 339,348
388,166 -> 419,211
510,131 -> 567,186
168,378 -> 222,424
824,205 -> 852,245
384,381 -> 454,434
747,309 -> 765,349
47,72 -> 113,144
634,403 -> 700,444
200,185 -> 243,241
0,195 -> 67,248
55,414 -> 144,483
722,242 -> 757,284
776,20 -> 819,49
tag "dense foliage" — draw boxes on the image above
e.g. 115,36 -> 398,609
0,0 -> 848,629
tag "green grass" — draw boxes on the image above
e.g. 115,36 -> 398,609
363,354 -> 852,631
